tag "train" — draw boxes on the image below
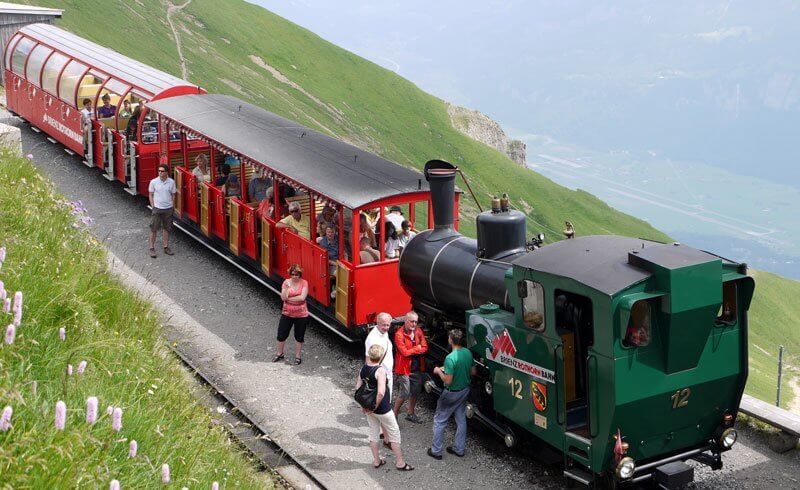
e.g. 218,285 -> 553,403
5,23 -> 756,489
399,160 -> 755,488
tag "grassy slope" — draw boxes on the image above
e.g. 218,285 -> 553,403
16,0 -> 800,408
0,151 -> 267,487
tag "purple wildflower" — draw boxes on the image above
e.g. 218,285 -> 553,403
67,364 -> 73,376
0,406 -> 12,431
0,246 -> 5,263
11,291 -> 21,313
5,324 -> 15,345
25,153 -> 33,160
86,397 -> 98,425
161,464 -> 170,484
212,482 -> 219,490
55,401 -> 66,430
129,440 -> 138,458
77,360 -> 87,375
3,298 -> 10,313
107,405 -> 114,415
12,307 -> 21,327
59,327 -> 66,341
112,407 -> 123,432
110,480 -> 120,490
0,280 -> 5,300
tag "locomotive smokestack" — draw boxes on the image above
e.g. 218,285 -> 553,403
424,160 -> 460,241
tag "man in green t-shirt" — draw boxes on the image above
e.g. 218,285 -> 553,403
428,329 -> 475,459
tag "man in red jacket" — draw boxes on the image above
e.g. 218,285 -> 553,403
394,311 -> 428,423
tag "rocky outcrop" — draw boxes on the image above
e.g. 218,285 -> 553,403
446,103 -> 526,165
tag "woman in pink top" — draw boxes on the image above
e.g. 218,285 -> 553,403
273,264 -> 309,365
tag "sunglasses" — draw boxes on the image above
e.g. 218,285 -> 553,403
290,272 -> 300,276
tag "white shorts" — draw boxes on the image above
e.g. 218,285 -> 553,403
366,410 -> 401,444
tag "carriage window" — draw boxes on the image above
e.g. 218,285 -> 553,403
716,282 -> 737,325
41,52 -> 69,96
520,280 -> 545,332
11,37 -> 35,75
25,44 -> 52,87
623,300 -> 652,347
117,92 -> 144,132
5,34 -> 21,70
58,60 -> 89,106
76,71 -> 104,108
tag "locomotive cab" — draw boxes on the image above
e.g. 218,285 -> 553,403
466,236 -> 754,487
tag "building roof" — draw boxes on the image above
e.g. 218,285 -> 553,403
146,94 -> 429,209
0,2 -> 62,16
16,23 -> 196,97
512,235 -> 721,295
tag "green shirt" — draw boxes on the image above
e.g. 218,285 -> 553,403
443,347 -> 473,391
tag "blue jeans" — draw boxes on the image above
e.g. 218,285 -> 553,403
431,387 -> 470,455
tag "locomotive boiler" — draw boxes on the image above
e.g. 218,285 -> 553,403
399,160 -> 755,488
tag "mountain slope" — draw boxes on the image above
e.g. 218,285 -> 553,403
16,0 -> 799,410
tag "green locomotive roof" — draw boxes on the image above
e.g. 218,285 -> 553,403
512,235 -> 727,295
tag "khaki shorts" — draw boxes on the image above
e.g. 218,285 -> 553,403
366,410 -> 401,444
150,207 -> 174,232
396,372 -> 423,399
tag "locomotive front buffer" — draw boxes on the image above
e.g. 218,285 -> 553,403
403,160 -> 756,488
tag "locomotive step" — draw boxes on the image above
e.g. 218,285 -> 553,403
563,467 -> 592,486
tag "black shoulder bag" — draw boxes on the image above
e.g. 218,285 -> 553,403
354,348 -> 387,409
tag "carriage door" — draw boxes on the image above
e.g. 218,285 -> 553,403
554,289 -> 595,471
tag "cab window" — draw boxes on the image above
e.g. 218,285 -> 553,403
520,280 -> 545,332
623,299 -> 652,347
716,282 -> 737,325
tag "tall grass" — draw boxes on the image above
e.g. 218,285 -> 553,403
0,150 -> 269,487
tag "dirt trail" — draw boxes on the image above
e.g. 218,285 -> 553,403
166,0 -> 192,79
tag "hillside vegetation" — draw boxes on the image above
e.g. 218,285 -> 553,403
0,150 -> 268,487
16,0 -> 800,409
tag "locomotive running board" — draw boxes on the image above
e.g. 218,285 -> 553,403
171,220 -> 357,343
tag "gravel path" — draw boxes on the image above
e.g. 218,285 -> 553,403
7,115 -> 799,488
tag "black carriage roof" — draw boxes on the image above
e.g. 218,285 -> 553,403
146,94 -> 428,209
512,235 -> 722,295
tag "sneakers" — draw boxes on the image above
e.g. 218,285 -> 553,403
163,246 -> 174,255
404,413 -> 421,423
446,446 -> 465,457
149,248 -> 157,258
426,448 -> 442,460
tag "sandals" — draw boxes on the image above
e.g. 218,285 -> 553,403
295,357 -> 302,365
272,354 -> 285,363
396,463 -> 414,471
373,458 -> 386,469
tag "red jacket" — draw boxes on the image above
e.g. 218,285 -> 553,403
394,327 -> 428,375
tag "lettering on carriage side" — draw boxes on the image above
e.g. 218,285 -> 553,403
484,328 -> 556,384
42,114 -> 82,145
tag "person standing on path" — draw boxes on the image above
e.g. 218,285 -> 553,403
148,164 -> 176,258
365,312 -> 394,400
393,311 -> 427,422
356,344 -> 413,471
273,264 -> 309,365
428,329 -> 475,459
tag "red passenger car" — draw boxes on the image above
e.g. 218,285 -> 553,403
146,94 -> 459,339
3,23 -> 203,194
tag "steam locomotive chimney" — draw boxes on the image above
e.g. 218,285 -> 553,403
424,159 -> 460,241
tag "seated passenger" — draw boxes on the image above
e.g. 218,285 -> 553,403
316,205 -> 337,237
192,154 -> 211,185
276,202 -> 310,238
359,213 -> 376,247
397,220 -> 416,251
359,236 -> 379,264
248,168 -> 271,203
125,105 -> 141,141
384,221 -> 400,259
365,208 -> 380,233
215,163 -> 231,186
386,205 -> 404,230
97,94 -> 117,119
119,100 -> 133,118
225,174 -> 241,198
316,225 -> 340,298
224,155 -> 240,168
256,195 -> 274,220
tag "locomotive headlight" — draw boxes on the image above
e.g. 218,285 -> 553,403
720,428 -> 738,448
615,457 -> 636,480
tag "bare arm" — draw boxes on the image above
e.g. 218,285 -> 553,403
434,366 -> 453,385
149,192 -> 154,208
288,283 -> 308,302
374,367 -> 386,407
280,280 -> 290,301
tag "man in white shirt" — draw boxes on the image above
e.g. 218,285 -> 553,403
385,205 -> 404,231
148,163 -> 177,258
365,312 -> 394,398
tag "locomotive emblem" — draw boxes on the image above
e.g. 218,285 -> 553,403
490,329 -> 517,358
531,381 -> 547,411
484,329 -> 556,384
